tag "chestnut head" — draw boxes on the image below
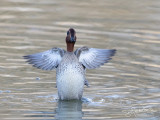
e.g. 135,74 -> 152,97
66,28 -> 76,43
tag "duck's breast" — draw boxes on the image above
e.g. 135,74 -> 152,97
56,53 -> 85,100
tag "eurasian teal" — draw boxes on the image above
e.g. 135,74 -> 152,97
24,28 -> 116,100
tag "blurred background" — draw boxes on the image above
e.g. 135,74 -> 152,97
0,0 -> 160,119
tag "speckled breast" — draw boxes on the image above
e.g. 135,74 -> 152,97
56,52 -> 85,100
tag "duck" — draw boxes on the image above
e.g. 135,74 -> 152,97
24,28 -> 116,100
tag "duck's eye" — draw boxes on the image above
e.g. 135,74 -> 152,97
67,31 -> 69,35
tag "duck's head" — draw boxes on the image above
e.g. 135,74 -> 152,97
66,28 -> 76,43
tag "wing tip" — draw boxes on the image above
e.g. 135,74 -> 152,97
110,49 -> 116,56
23,55 -> 30,59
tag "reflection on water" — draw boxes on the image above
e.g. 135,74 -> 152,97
0,0 -> 160,119
56,100 -> 83,120
24,100 -> 83,120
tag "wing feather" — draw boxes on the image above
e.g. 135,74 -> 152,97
74,46 -> 116,69
24,48 -> 65,70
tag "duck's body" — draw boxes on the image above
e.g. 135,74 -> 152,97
56,52 -> 85,100
24,28 -> 116,100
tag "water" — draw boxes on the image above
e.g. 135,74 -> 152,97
0,0 -> 160,119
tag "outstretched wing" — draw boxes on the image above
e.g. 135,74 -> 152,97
24,47 -> 66,70
74,46 -> 116,69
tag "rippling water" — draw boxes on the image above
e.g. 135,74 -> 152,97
0,0 -> 160,119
